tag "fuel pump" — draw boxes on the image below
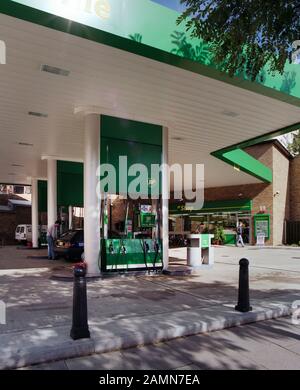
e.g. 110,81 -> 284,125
109,241 -> 114,254
141,238 -> 150,273
120,240 -> 127,255
153,239 -> 160,272
102,197 -> 163,272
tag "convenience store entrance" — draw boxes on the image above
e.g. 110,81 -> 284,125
169,200 -> 253,246
237,215 -> 252,245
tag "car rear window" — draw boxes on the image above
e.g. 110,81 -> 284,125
75,231 -> 84,241
60,231 -> 78,241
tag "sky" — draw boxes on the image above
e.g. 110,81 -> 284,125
150,0 -> 187,13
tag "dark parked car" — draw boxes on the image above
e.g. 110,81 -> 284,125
169,234 -> 188,248
54,229 -> 84,261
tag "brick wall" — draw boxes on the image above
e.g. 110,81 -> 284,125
272,146 -> 290,244
0,212 -> 18,245
0,206 -> 31,245
290,155 -> 300,221
204,182 -> 273,245
203,143 -> 275,245
203,142 -> 293,246
246,143 -> 274,245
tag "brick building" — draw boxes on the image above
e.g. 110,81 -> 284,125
0,194 -> 31,245
170,140 -> 296,246
290,155 -> 300,222
3,140 -> 299,247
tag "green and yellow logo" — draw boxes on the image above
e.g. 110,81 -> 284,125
61,0 -> 111,20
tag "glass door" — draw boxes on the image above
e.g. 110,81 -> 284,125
237,215 -> 252,244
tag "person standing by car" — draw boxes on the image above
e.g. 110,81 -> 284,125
47,220 -> 60,260
236,222 -> 245,247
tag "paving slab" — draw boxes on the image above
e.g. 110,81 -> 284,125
0,297 -> 295,369
24,317 -> 300,371
0,246 -> 300,369
66,351 -> 126,371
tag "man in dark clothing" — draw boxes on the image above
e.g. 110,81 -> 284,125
47,220 -> 60,259
236,222 -> 245,247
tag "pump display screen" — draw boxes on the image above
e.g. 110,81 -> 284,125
140,213 -> 156,228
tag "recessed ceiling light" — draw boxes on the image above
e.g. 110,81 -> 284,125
17,142 -> 34,147
172,137 -> 185,141
222,110 -> 240,118
11,164 -> 24,167
40,64 -> 70,77
28,111 -> 48,118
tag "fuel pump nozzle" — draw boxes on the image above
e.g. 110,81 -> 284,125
153,239 -> 160,273
109,241 -> 114,254
140,239 -> 150,274
120,241 -> 127,255
144,241 -> 150,253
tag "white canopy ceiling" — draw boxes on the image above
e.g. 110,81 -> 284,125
1,13 -> 300,188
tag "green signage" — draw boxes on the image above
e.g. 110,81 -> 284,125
38,180 -> 47,213
170,199 -> 253,215
217,149 -> 273,184
100,115 -> 162,196
11,0 -> 185,54
254,214 -> 270,239
6,0 -> 300,102
57,160 -> 84,207
140,213 -> 156,228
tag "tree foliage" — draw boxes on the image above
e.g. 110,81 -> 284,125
288,131 -> 300,155
177,0 -> 300,80
171,31 -> 211,64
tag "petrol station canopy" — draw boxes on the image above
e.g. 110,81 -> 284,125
1,0 -> 300,189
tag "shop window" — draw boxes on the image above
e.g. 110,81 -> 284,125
184,217 -> 191,232
14,186 -> 25,194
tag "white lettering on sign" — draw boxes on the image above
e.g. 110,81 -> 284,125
60,0 -> 111,20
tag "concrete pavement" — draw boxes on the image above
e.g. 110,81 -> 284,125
22,317 -> 300,370
0,245 -> 300,369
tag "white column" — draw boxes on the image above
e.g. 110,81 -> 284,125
162,127 -> 169,271
68,206 -> 73,230
31,177 -> 39,248
47,159 -> 57,229
84,114 -> 101,276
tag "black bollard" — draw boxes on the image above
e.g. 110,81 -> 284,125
235,258 -> 252,313
70,263 -> 90,340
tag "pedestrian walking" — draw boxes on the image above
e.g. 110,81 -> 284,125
47,220 -> 60,260
236,222 -> 245,247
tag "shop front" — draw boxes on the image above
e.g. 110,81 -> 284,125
170,200 -> 253,246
